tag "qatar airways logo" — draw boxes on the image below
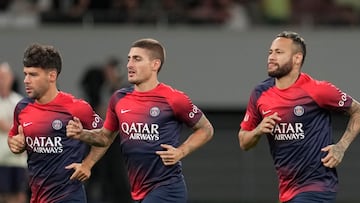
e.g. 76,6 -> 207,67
121,122 -> 160,141
273,122 -> 305,141
26,136 -> 63,153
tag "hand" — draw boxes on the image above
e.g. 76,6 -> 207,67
8,125 -> 26,154
255,112 -> 281,135
321,144 -> 345,168
156,144 -> 184,166
67,117 -> 83,139
65,162 -> 91,182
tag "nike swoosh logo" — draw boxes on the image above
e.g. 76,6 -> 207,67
23,122 -> 33,127
262,110 -> 272,115
121,109 -> 131,114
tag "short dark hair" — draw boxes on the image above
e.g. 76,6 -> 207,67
23,43 -> 62,75
131,38 -> 165,72
277,31 -> 306,66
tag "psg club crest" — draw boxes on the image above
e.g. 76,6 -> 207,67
150,107 -> 160,117
52,119 -> 63,130
293,105 -> 304,117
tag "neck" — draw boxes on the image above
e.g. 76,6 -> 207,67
36,87 -> 59,104
276,72 -> 300,89
135,80 -> 160,92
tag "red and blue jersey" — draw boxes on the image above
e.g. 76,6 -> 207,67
9,92 -> 102,203
240,73 -> 353,202
104,83 -> 203,200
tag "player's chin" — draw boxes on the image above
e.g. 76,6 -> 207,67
25,90 -> 32,96
267,66 -> 277,74
128,78 -> 138,85
27,93 -> 36,99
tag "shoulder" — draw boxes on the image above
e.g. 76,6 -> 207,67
157,83 -> 188,97
58,92 -> 94,113
111,86 -> 134,100
117,86 -> 134,95
256,77 -> 275,90
59,92 -> 89,105
299,73 -> 337,91
157,84 -> 196,111
14,97 -> 34,115
158,83 -> 191,104
16,97 -> 34,107
251,77 -> 275,98
299,73 -> 352,107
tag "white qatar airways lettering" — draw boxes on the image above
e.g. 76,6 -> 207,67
121,122 -> 160,141
273,122 -> 305,140
26,136 -> 63,153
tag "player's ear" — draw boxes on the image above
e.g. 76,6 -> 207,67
294,52 -> 303,66
48,70 -> 58,82
152,59 -> 161,72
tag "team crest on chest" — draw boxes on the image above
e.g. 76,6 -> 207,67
52,119 -> 63,130
293,105 -> 304,117
150,107 -> 160,117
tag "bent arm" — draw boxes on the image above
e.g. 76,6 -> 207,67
336,99 -> 360,151
321,99 -> 360,168
80,127 -> 118,147
67,144 -> 112,181
238,112 -> 281,151
238,128 -> 262,151
178,115 -> 214,158
82,145 -> 111,170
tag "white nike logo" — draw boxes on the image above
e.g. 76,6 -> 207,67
121,109 -> 131,114
262,110 -> 272,115
23,122 -> 33,127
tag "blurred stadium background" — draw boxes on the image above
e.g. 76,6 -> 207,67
1,0 -> 360,202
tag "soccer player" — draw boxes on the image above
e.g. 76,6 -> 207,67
7,43 -> 104,203
66,38 -> 214,203
238,31 -> 360,203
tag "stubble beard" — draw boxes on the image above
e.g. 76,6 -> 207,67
28,91 -> 40,100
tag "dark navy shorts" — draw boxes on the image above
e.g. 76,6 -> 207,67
0,166 -> 28,193
284,191 -> 337,203
134,178 -> 187,203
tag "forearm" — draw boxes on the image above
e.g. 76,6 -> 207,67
238,128 -> 262,151
80,128 -> 112,147
338,100 -> 360,150
337,114 -> 360,151
82,145 -> 110,169
178,119 -> 213,158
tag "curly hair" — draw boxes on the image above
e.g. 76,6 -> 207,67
23,43 -> 62,75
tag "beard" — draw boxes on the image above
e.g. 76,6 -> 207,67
268,60 -> 292,78
28,89 -> 43,100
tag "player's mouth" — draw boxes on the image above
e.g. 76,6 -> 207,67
25,87 -> 32,94
128,70 -> 135,77
267,62 -> 277,70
